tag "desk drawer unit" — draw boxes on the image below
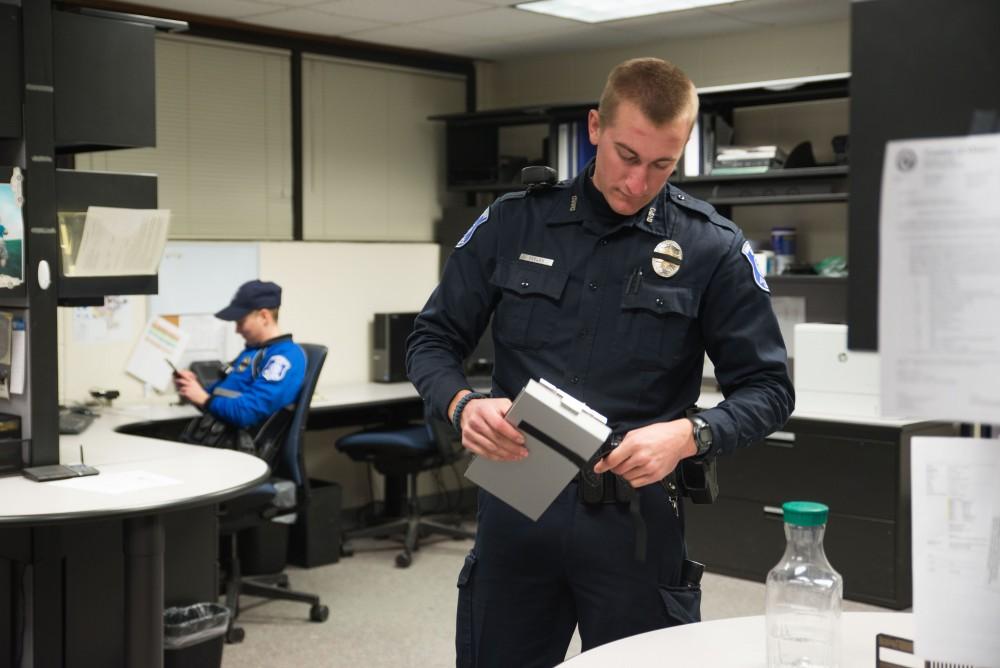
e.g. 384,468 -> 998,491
683,417 -> 956,609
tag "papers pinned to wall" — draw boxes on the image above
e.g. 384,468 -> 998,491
879,133 -> 1000,423
126,317 -> 189,392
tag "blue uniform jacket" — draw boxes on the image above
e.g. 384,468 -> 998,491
406,170 -> 794,457
205,334 -> 306,430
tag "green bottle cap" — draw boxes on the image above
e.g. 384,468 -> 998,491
782,501 -> 829,526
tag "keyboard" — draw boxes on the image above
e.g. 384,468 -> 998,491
59,411 -> 95,435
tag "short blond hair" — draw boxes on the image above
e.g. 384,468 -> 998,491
598,57 -> 697,128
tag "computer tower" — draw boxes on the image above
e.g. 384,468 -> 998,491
372,312 -> 418,383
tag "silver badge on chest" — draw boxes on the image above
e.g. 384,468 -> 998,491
651,240 -> 683,278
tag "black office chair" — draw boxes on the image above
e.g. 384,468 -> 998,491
335,417 -> 475,567
219,343 -> 329,643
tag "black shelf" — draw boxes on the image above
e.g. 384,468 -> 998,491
708,193 -> 848,206
676,165 -> 848,184
58,274 -> 158,306
450,182 -> 526,193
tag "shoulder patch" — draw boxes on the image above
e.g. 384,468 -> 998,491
741,241 -> 770,293
456,207 -> 490,249
261,354 -> 292,382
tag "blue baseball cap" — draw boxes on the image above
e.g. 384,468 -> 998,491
215,280 -> 282,321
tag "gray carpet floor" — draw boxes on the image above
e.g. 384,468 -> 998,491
220,530 -> 888,668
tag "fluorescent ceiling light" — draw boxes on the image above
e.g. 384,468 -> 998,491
517,0 -> 747,23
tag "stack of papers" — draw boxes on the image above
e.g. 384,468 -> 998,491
465,379 -> 611,520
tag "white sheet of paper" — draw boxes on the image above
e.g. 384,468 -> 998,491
71,296 -> 135,344
70,206 -> 171,277
126,317 -> 189,392
53,470 -> 182,495
911,437 -> 1000,666
879,133 -> 1000,422
177,314 -> 238,367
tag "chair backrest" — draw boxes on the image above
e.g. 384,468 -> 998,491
273,343 -> 327,490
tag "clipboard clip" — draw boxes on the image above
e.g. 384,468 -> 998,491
538,378 -> 608,424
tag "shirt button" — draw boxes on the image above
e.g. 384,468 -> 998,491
520,281 -> 530,288
570,376 -> 580,384
655,297 -> 664,307
588,281 -> 598,291
579,328 -> 589,337
676,193 -> 686,200
600,239 -> 609,246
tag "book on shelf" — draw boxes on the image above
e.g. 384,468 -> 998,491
709,165 -> 774,175
715,145 -> 787,162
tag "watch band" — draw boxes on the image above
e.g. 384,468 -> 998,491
451,391 -> 488,432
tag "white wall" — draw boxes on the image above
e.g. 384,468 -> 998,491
58,241 -> 440,404
482,19 -> 850,108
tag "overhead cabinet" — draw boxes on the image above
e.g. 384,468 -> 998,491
53,10 -> 156,152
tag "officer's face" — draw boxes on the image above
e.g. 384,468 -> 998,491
235,310 -> 266,346
588,100 -> 693,216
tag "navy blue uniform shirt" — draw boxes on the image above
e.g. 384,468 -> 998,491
406,168 -> 794,456
206,334 -> 306,430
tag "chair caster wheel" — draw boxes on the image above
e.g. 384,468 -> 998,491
310,604 -> 329,622
395,551 -> 412,568
226,626 -> 245,644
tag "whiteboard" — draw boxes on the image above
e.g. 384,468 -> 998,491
150,242 -> 259,316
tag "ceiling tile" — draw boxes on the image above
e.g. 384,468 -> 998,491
709,0 -> 849,27
311,0 -> 489,25
120,0 -> 280,19
413,6 -> 581,40
237,7 -> 387,34
609,7 -> 750,39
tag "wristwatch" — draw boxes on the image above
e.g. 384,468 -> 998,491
688,415 -> 713,458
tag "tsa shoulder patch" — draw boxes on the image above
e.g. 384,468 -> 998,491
455,207 -> 489,248
262,355 -> 292,382
741,241 -> 770,293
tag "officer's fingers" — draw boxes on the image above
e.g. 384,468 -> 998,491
463,430 -> 518,462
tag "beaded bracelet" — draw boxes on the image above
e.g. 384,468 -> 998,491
451,391 -> 488,433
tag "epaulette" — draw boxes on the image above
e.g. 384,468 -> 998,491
669,185 -> 738,234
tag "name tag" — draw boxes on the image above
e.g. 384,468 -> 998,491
519,253 -> 554,267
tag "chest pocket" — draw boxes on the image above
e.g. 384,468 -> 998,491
490,259 -> 569,350
618,280 -> 700,368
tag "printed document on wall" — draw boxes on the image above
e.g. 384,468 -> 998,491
879,133 -> 1000,422
911,437 -> 1000,666
126,317 -> 189,392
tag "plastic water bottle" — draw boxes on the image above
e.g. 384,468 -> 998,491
765,501 -> 843,668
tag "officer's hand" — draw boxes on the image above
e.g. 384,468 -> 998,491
174,369 -> 197,387
175,375 -> 210,408
593,419 -> 697,488
459,398 -> 528,462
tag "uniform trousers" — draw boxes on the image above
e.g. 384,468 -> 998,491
456,479 -> 700,668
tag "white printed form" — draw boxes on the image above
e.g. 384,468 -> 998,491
879,134 -> 1000,423
912,437 -> 1000,666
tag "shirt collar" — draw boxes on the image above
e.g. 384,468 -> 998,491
544,159 -> 670,237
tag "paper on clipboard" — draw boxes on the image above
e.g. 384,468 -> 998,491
465,379 -> 611,521
70,206 -> 170,277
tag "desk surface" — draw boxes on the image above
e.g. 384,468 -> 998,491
559,612 -> 913,667
0,405 -> 268,526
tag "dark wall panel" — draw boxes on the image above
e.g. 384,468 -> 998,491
848,0 -> 1000,349
0,4 -> 19,140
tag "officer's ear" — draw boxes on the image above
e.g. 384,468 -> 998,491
587,109 -> 602,146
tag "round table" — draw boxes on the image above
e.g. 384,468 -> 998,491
558,611 -> 913,667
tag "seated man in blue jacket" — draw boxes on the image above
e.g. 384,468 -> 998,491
175,280 -> 306,431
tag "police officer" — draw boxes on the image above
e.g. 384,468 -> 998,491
175,280 -> 306,430
406,58 -> 794,668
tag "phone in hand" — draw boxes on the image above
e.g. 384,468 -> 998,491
165,358 -> 181,377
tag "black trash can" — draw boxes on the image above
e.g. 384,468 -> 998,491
164,603 -> 230,668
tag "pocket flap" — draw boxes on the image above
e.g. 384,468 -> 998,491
622,283 -> 699,317
659,584 -> 702,626
491,258 -> 568,300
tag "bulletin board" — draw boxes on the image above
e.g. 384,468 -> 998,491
149,241 -> 259,316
